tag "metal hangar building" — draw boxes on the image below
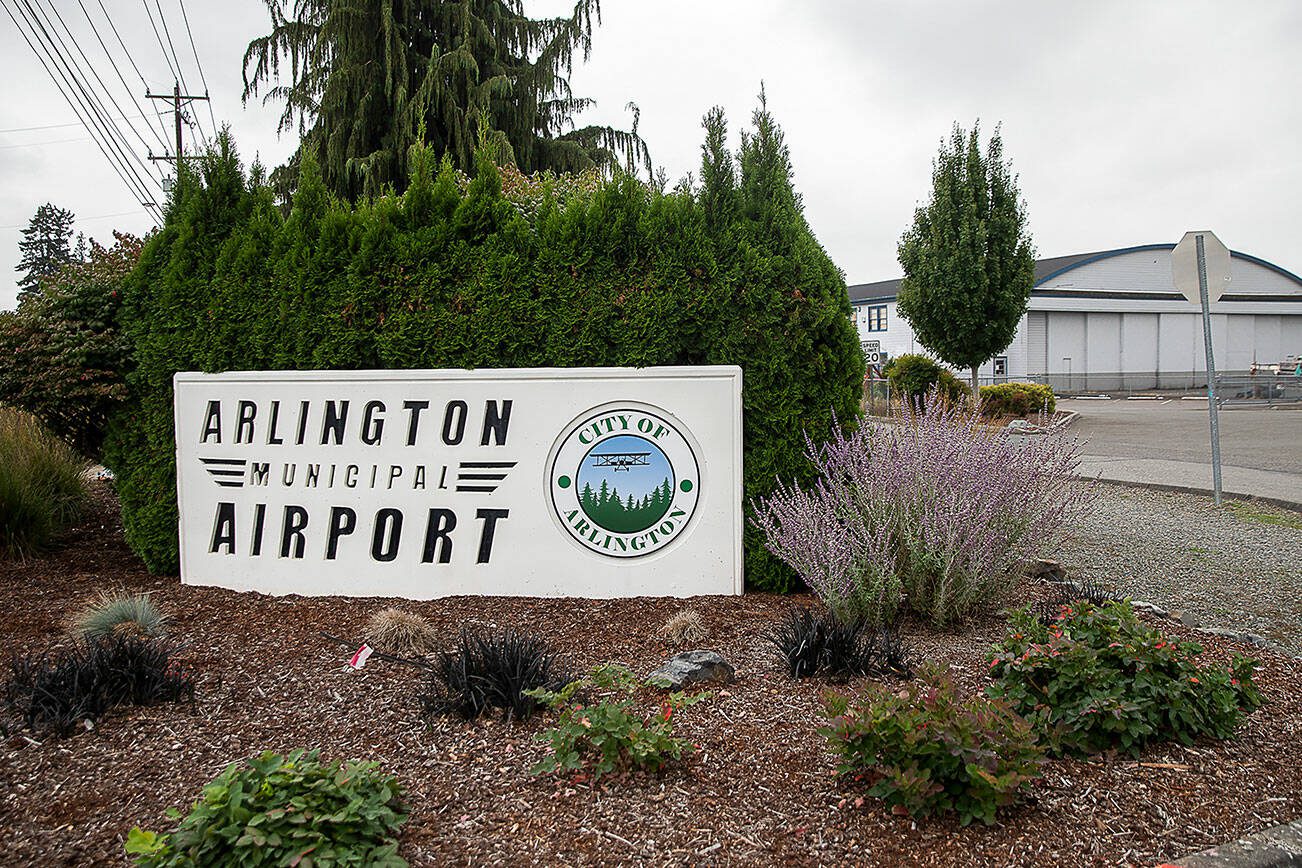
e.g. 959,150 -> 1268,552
847,244 -> 1302,391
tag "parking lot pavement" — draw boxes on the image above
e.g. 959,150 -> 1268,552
1061,397 -> 1302,507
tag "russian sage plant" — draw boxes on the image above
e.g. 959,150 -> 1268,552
751,392 -> 1094,626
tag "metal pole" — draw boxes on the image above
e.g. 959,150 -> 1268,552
1196,234 -> 1223,506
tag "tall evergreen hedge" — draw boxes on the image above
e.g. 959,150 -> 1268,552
103,103 -> 864,591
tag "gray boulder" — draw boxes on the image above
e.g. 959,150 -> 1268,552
647,650 -> 735,690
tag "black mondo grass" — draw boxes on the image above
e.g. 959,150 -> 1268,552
2,635 -> 195,738
1035,578 -> 1116,626
768,608 -> 914,681
421,628 -> 569,722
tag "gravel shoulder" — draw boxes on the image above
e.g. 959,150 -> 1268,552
1059,484 -> 1302,655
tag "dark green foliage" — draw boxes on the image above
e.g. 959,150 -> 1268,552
767,608 -> 912,680
578,477 -> 672,533
125,749 -> 406,867
16,202 -> 76,302
883,353 -> 970,407
987,601 -> 1264,756
0,233 -> 139,458
897,122 -> 1035,391
979,382 -> 1055,419
2,635 -> 194,738
820,664 -> 1044,826
0,408 -> 87,559
243,0 -> 649,198
105,105 -> 863,591
421,628 -> 569,721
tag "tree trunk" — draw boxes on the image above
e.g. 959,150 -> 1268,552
971,366 -> 980,402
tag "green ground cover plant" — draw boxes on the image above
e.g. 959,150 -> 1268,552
126,749 -> 406,867
104,99 -> 863,593
820,664 -> 1044,826
987,601 -> 1263,756
0,407 -> 87,559
526,663 -> 706,780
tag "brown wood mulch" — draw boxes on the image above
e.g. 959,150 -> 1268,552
1,483 -> 1299,867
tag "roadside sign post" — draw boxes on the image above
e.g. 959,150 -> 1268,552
1171,230 -> 1231,506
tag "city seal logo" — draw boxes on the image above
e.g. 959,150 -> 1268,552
548,403 -> 701,558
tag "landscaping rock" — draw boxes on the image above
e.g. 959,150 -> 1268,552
1170,816 -> 1302,867
1179,610 -> 1202,628
1027,558 -> 1069,582
1132,600 -> 1171,619
647,650 -> 735,690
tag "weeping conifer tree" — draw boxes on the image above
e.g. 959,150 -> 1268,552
243,0 -> 650,199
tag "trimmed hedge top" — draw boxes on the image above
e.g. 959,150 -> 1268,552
103,106 -> 865,591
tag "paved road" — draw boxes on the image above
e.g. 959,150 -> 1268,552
1062,397 -> 1302,506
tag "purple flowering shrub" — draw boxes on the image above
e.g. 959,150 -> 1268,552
751,392 -> 1094,626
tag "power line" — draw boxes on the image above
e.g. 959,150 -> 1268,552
176,0 -> 217,135
2,0 -> 157,221
0,114 -> 155,134
140,0 -> 178,83
23,0 -> 163,197
75,0 -> 170,153
151,0 -> 208,146
95,0 -> 172,146
0,135 -> 91,149
1,208 -> 149,230
4,0 -> 162,221
37,0 -> 165,158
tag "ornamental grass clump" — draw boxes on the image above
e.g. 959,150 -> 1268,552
0,407 -> 88,559
125,749 -> 406,867
752,392 -> 1094,627
987,601 -> 1263,756
820,663 -> 1045,826
365,607 -> 438,656
421,627 -> 569,721
768,608 -> 912,681
3,635 -> 194,737
71,591 -> 168,640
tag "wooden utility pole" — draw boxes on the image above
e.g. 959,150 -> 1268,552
146,82 -> 209,167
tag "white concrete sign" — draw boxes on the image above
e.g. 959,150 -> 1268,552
173,367 -> 743,599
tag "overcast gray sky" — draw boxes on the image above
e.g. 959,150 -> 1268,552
3,0 -> 1300,311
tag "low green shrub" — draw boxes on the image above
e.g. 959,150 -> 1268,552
884,354 -> 970,407
987,601 -> 1263,756
820,664 -> 1044,826
0,407 -> 88,559
126,749 -> 406,867
526,664 -> 706,780
71,591 -> 168,639
979,382 -> 1055,418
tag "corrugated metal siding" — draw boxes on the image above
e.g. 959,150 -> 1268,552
1027,312 -> 1047,374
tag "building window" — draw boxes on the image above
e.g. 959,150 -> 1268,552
864,304 -> 887,332
993,356 -> 1008,377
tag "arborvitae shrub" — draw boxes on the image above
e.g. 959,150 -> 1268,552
105,102 -> 864,590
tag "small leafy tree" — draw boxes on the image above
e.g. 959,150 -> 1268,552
16,203 -> 76,303
0,232 -> 139,458
897,122 -> 1035,393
